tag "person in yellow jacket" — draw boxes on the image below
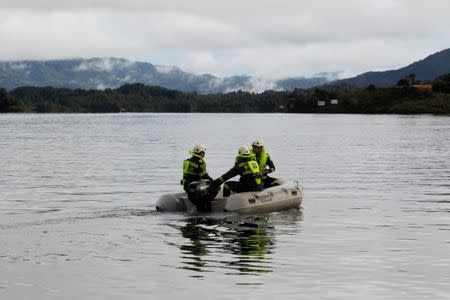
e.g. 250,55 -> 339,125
250,139 -> 279,188
210,146 -> 263,197
181,144 -> 217,211
181,144 -> 213,192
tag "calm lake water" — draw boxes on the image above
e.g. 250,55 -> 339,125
1,113 -> 449,299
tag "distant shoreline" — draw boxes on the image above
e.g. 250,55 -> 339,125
1,82 -> 450,115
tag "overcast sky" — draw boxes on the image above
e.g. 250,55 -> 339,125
1,0 -> 449,78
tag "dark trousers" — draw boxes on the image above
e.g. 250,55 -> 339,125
263,176 -> 280,188
223,181 -> 261,197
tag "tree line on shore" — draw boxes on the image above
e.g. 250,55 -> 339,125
1,73 -> 449,114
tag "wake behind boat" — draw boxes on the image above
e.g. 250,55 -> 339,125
156,179 -> 303,214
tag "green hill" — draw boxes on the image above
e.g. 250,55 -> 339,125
333,48 -> 450,87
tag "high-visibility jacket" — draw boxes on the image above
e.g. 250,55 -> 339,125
217,154 -> 263,190
181,152 -> 212,191
250,148 -> 275,178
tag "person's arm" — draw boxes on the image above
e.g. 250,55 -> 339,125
266,155 -> 275,174
211,164 -> 241,188
216,165 -> 240,183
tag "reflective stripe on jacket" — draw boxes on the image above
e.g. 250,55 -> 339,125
238,159 -> 262,186
219,154 -> 262,188
250,147 -> 275,178
181,152 -> 211,187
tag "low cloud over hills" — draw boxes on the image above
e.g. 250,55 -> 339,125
1,49 -> 449,93
0,57 -> 334,93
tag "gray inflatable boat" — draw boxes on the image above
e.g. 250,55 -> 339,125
156,180 -> 303,214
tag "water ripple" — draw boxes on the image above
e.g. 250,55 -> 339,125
1,114 -> 450,299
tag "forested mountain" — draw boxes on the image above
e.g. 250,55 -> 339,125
0,58 -> 330,93
332,48 -> 450,87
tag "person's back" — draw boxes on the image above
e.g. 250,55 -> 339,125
234,154 -> 263,191
181,144 -> 212,193
211,146 -> 263,197
181,144 -> 218,212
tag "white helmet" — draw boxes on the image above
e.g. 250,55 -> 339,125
192,144 -> 206,154
238,145 -> 250,155
252,139 -> 264,147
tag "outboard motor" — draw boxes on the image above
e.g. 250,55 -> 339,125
187,180 -> 217,212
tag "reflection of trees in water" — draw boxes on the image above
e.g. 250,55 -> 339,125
176,210 -> 303,276
178,222 -> 213,272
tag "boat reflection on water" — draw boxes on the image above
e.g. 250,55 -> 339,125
171,210 -> 303,277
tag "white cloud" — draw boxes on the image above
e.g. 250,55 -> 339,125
8,62 -> 28,70
0,0 -> 449,78
155,65 -> 176,74
96,83 -> 107,90
74,58 -> 135,72
119,75 -> 131,82
224,77 -> 279,93
75,59 -> 114,72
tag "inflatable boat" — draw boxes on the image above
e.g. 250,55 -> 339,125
156,180 -> 303,214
